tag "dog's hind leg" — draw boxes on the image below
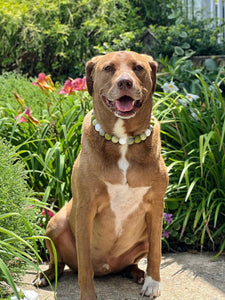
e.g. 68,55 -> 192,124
122,264 -> 145,284
33,202 -> 77,287
33,237 -> 65,287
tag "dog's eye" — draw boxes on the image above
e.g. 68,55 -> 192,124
134,65 -> 144,72
104,65 -> 113,72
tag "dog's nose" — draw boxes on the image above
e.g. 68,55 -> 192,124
117,77 -> 133,90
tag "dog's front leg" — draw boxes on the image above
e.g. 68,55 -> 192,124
141,200 -> 164,298
75,202 -> 97,300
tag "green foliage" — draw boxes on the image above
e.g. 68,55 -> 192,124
0,73 -> 49,118
0,139 -> 43,297
149,17 -> 225,58
0,0 -> 142,79
94,31 -> 142,54
157,54 -> 225,98
0,73 -> 92,209
154,59 -> 225,254
131,0 -> 180,26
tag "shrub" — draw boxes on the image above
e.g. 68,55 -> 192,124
0,138 -> 42,298
130,0 -> 180,26
0,0 -> 142,79
148,17 -> 225,58
0,73 -> 49,119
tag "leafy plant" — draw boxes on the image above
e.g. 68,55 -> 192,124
0,0 -> 142,79
0,73 -> 91,210
130,0 -> 181,26
154,65 -> 225,255
149,16 -> 225,59
0,139 -> 44,298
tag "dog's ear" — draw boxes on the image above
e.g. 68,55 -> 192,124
141,54 -> 158,94
149,60 -> 158,93
85,55 -> 103,96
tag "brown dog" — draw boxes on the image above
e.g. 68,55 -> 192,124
34,51 -> 168,299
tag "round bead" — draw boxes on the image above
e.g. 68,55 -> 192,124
145,128 -> 151,137
95,123 -> 101,131
112,136 -> 119,143
140,133 -> 147,141
119,138 -> 127,145
99,128 -> 105,136
127,137 -> 134,145
92,119 -> 97,126
134,135 -> 141,143
105,133 -> 112,141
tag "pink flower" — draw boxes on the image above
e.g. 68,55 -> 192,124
15,107 -> 31,123
41,208 -> 55,218
15,107 -> 39,125
58,77 -> 87,95
72,77 -> 87,91
58,78 -> 74,96
162,230 -> 171,239
32,73 -> 55,92
25,205 -> 34,210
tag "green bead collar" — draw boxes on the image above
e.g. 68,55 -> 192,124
91,112 -> 154,145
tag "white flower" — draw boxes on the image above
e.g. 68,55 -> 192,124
162,81 -> 179,93
185,93 -> 199,102
209,83 -> 222,93
178,98 -> 188,107
190,108 -> 199,120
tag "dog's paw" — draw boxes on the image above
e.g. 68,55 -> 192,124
32,276 -> 48,287
140,276 -> 160,298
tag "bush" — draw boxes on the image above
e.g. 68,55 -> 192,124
0,73 -> 49,119
0,0 -> 142,79
0,138 -> 42,298
131,0 -> 180,26
148,17 -> 225,58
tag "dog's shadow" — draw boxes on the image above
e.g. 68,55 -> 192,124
41,267 -> 145,300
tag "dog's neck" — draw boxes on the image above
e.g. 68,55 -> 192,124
92,111 -> 154,145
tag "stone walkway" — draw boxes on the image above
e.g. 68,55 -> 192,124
20,252 -> 225,300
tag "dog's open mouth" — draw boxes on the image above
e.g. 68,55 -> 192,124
103,95 -> 143,118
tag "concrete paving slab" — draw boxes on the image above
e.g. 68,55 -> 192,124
20,252 -> 225,300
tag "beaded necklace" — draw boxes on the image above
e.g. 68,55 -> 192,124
91,112 -> 154,145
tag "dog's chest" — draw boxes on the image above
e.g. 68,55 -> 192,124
106,181 -> 149,236
105,119 -> 150,236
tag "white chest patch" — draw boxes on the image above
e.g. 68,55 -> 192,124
113,119 -> 129,184
106,182 -> 150,236
106,119 -> 150,236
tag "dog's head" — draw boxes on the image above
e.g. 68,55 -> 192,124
86,51 -> 157,120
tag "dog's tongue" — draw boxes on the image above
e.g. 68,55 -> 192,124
115,96 -> 134,112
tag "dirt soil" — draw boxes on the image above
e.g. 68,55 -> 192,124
20,252 -> 225,300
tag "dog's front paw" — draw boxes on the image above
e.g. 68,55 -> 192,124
140,276 -> 160,298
